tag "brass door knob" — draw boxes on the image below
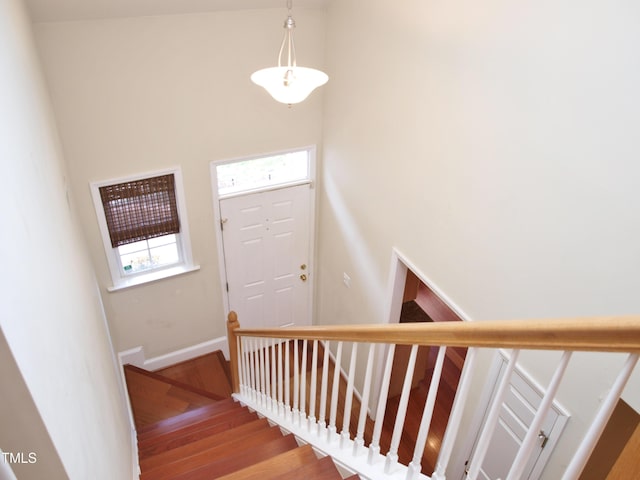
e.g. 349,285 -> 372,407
300,274 -> 307,282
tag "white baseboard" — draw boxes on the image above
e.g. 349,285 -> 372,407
118,336 -> 229,371
131,427 -> 140,480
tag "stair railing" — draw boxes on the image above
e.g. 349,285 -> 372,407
227,313 -> 640,480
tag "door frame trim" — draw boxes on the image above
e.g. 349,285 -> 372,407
210,145 -> 318,322
384,248 -> 471,329
372,248 -> 473,417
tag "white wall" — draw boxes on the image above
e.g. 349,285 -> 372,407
319,0 -> 640,478
0,0 -> 133,478
34,8 -> 326,357
0,333 -> 66,480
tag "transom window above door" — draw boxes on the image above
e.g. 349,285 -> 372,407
216,149 -> 310,196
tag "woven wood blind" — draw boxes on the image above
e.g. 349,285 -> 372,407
99,174 -> 180,248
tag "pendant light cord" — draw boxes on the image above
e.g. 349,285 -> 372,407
277,0 -> 297,69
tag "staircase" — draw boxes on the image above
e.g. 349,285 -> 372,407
124,352 -> 359,479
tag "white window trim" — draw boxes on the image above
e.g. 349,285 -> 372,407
214,146 -> 314,199
90,166 -> 198,292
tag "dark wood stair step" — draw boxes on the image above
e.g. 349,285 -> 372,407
140,417 -> 271,472
153,351 -> 232,399
138,397 -> 241,438
138,408 -> 258,459
215,443 -> 319,480
277,455 -> 344,479
167,434 -> 300,480
125,364 -> 226,401
124,365 -> 222,428
141,426 -> 285,480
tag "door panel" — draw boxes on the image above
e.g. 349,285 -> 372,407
220,183 -> 312,329
465,355 -> 567,480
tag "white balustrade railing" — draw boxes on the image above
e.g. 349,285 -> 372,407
227,314 -> 640,480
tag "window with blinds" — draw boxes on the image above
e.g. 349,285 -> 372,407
99,174 -> 180,248
91,168 -> 194,287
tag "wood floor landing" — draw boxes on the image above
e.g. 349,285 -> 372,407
154,351 -> 232,400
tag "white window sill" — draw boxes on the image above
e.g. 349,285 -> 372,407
107,264 -> 200,292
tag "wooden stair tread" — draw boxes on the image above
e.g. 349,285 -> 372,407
125,364 -> 226,401
140,417 -> 271,471
124,350 -> 366,480
138,397 -> 240,437
154,351 -> 232,399
138,408 -> 258,459
215,443 -> 318,480
168,434 -> 300,480
141,426 -> 285,480
277,455 -> 344,479
124,365 -> 222,428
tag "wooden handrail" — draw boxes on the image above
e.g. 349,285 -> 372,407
229,314 -> 640,353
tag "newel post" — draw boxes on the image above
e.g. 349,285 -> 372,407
226,311 -> 241,394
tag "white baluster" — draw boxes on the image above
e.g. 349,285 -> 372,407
385,344 -> 418,474
250,337 -> 258,403
300,340 -> 308,425
259,338 -> 267,406
245,338 -> 251,399
467,349 -> 520,480
254,338 -> 261,404
369,344 -> 396,464
264,338 -> 272,411
562,353 -> 639,480
246,338 -> 252,396
238,337 -> 244,396
328,341 -> 344,443
340,343 -> 359,448
270,338 -> 277,412
507,351 -> 571,480
284,340 -> 292,422
239,337 -> 246,396
236,336 -> 243,392
407,346 -> 447,479
277,339 -> 284,417
354,343 -> 375,456
318,340 -> 331,435
309,340 -> 319,430
432,347 -> 478,480
293,340 -> 300,425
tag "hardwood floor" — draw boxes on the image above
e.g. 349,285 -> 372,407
124,365 -> 222,429
124,352 -> 353,479
154,351 -> 232,399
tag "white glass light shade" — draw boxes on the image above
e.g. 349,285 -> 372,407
251,66 -> 328,105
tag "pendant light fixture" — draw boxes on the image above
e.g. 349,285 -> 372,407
251,0 -> 328,106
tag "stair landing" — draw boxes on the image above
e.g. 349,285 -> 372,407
154,351 -> 232,399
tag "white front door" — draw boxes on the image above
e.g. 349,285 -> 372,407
219,183 -> 312,329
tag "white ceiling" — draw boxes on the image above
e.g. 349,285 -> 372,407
24,0 -> 329,23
